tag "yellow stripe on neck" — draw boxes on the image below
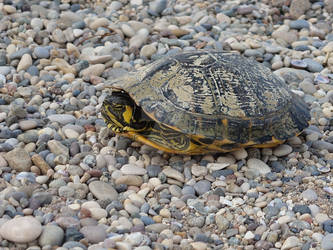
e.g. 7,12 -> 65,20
122,105 -> 133,124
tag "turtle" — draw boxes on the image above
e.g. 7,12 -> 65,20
101,50 -> 310,154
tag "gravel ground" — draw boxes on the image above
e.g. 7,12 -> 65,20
0,0 -> 333,249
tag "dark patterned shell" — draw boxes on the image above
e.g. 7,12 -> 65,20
111,51 -> 310,144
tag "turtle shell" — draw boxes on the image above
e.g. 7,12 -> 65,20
110,51 -> 310,145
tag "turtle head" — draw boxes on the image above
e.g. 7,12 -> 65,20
102,91 -> 136,133
102,91 -> 151,133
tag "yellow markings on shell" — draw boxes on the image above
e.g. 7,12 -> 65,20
122,105 -> 133,124
222,119 -> 228,127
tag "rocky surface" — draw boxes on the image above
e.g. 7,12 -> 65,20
0,0 -> 332,249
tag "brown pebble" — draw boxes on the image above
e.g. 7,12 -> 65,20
31,154 -> 51,175
79,207 -> 92,219
80,172 -> 91,183
30,165 -> 41,175
87,169 -> 102,177
115,175 -> 143,186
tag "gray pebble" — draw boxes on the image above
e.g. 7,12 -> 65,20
194,180 -> 211,196
289,20 -> 309,29
39,225 -> 64,247
149,0 -> 167,16
33,46 -> 51,59
303,58 -> 324,72
321,234 -> 333,250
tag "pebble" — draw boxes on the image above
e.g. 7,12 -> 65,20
0,216 -> 42,243
247,158 -> 271,175
17,54 -> 32,71
289,20 -> 310,30
120,164 -> 147,175
149,0 -> 167,15
140,44 -> 157,58
194,180 -> 211,195
47,140 -> 69,156
0,0 -> 332,249
39,225 -> 64,247
273,144 -> 292,157
80,225 -> 107,243
281,236 -> 301,250
303,58 -> 324,72
33,46 -> 50,59
4,147 -> 32,172
162,167 -> 185,182
301,189 -> 318,201
89,181 -> 118,201
321,234 -> 333,250
48,114 -> 76,125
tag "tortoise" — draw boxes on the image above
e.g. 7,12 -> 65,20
101,51 -> 310,154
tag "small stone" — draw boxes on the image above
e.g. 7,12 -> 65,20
5,147 -> 32,172
312,141 -> 333,152
89,18 -> 110,30
140,44 -> 157,58
0,216 -> 42,243
129,29 -> 149,49
59,186 -> 75,198
247,158 -> 271,175
89,181 -> 118,200
162,167 -> 184,182
3,5 -> 17,14
323,220 -> 333,233
89,208 -> 107,220
231,148 -> 248,160
31,154 -> 51,174
145,223 -> 168,233
81,64 -> 105,77
289,0 -> 311,19
17,54 -> 32,71
244,231 -> 255,240
281,236 -> 301,250
188,216 -> 205,227
303,58 -> 323,72
315,75 -> 330,84
149,0 -> 167,15
47,140 -> 69,156
48,114 -> 76,125
194,180 -> 211,196
191,165 -> 208,176
120,164 -> 147,175
159,208 -> 171,218
52,58 -> 76,74
301,189 -> 318,201
215,215 -> 229,231
63,128 -> 79,139
80,225 -> 107,243
321,234 -> 333,250
289,20 -> 309,30
273,144 -> 292,157
291,59 -> 307,69
191,242 -> 207,250
121,24 -> 136,37
293,204 -> 311,214
39,225 -> 64,247
125,232 -> 144,246
33,46 -> 50,59
19,120 -> 38,130
299,79 -> 316,94
115,175 -> 143,186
